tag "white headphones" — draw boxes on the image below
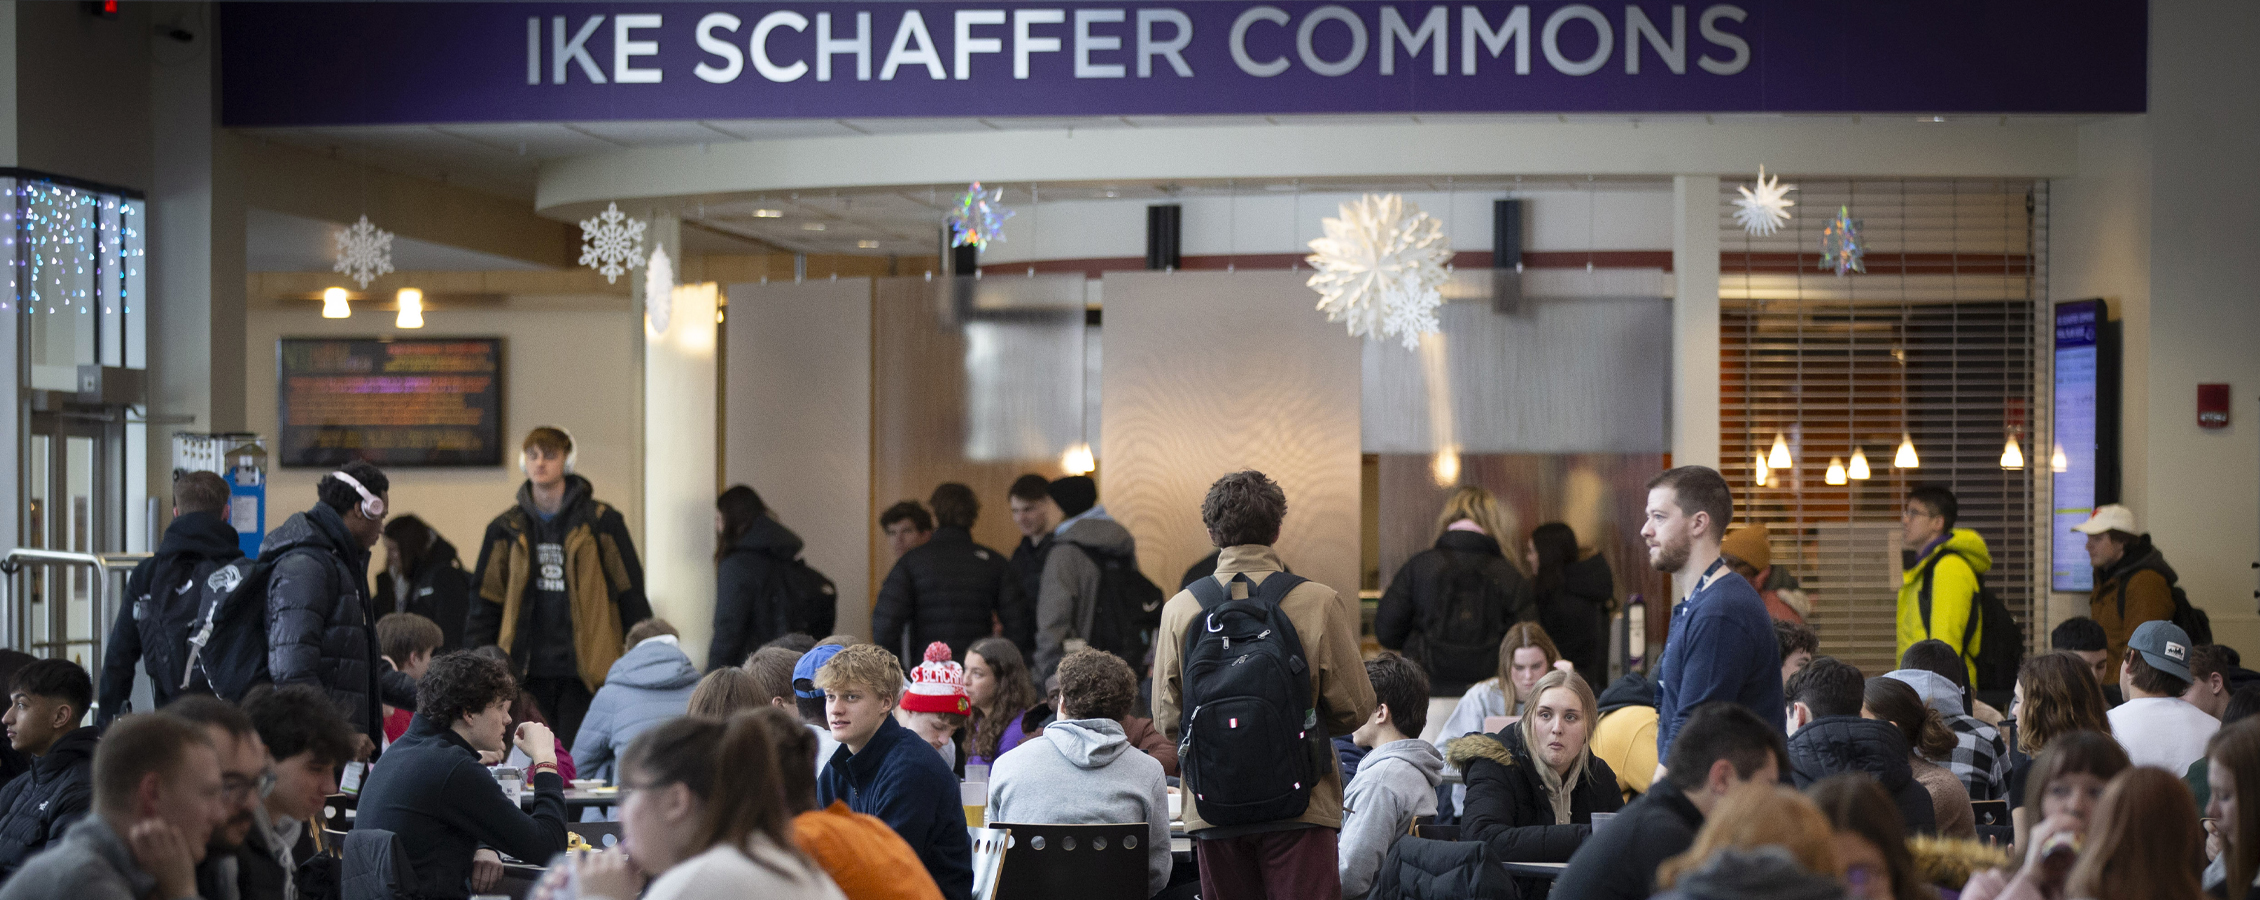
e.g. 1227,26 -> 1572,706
520,426 -> 578,478
329,470 -> 387,520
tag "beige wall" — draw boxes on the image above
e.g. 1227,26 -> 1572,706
243,296 -> 645,589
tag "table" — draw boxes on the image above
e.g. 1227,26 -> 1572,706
518,788 -> 621,812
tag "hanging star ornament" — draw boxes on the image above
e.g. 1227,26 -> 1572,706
333,215 -> 394,289
947,182 -> 1014,249
1820,205 -> 1866,276
579,202 -> 648,284
1305,193 -> 1453,350
1732,166 -> 1797,236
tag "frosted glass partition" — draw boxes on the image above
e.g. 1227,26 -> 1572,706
724,278 -> 875,636
871,275 -> 1089,602
1100,271 -> 1363,603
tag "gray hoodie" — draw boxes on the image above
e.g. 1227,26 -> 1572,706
1035,508 -> 1137,678
1339,738 -> 1444,900
984,717 -> 1170,898
0,816 -> 156,900
572,636 -> 702,780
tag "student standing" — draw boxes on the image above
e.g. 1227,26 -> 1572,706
2075,504 -> 2183,679
1527,522 -> 1614,687
375,514 -> 471,653
1644,466 -> 1783,775
99,471 -> 241,722
1034,476 -> 1141,681
872,483 -> 1031,668
467,426 -> 649,747
1895,484 -> 1993,683
1374,486 -> 1533,695
1005,475 -> 1059,618
265,461 -> 415,751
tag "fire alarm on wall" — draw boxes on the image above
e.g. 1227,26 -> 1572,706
2198,383 -> 2231,429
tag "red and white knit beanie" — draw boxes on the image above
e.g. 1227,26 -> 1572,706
900,641 -> 970,715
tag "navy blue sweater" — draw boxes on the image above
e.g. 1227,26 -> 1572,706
355,714 -> 567,899
1655,560 -> 1786,758
818,716 -> 973,900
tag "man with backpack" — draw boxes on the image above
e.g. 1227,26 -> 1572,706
98,471 -> 242,725
2076,503 -> 2197,674
872,483 -> 1033,669
1895,485 -> 1996,687
264,461 -> 416,755
1153,470 -> 1375,900
1034,475 -> 1161,681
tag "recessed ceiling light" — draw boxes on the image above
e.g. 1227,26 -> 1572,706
1104,190 -> 1119,198
752,209 -> 784,218
857,240 -> 880,249
801,222 -> 827,231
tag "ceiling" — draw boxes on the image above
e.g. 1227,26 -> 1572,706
246,208 -> 553,273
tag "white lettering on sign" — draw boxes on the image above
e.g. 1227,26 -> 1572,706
1014,9 -> 1066,79
614,13 -> 663,83
1541,4 -> 1611,76
1229,6 -> 1291,77
753,10 -> 811,81
1699,4 -> 1750,74
881,10 -> 946,80
1297,5 -> 1368,77
1074,9 -> 1126,78
553,15 -> 607,84
1625,5 -> 1685,75
1136,9 -> 1194,77
693,12 -> 743,83
818,12 -> 873,82
953,9 -> 1006,80
1379,6 -> 1446,76
1462,5 -> 1531,75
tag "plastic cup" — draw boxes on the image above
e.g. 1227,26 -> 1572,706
961,781 -> 987,827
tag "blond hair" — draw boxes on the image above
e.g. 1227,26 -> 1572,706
1517,669 -> 1598,760
812,644 -> 904,705
1656,784 -> 1839,888
1433,485 -> 1515,553
1495,622 -> 1562,711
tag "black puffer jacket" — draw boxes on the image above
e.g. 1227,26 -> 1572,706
1450,726 -> 1623,864
1535,553 -> 1615,686
708,514 -> 812,670
263,503 -> 414,742
100,511 -> 243,723
1785,715 -> 1938,833
374,533 -> 471,653
1376,531 -> 1535,694
872,526 -> 1032,668
0,725 -> 98,879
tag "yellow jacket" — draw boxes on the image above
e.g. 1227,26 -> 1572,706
1896,529 -> 1994,684
1591,705 -> 1659,800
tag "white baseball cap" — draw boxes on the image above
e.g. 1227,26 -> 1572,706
2071,503 -> 2138,535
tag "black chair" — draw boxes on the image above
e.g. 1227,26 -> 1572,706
340,828 -> 413,900
988,822 -> 1149,900
1971,799 -> 2010,826
322,793 -> 357,833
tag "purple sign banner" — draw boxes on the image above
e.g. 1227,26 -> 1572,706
219,1 -> 2146,127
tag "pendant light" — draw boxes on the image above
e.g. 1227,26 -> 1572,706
2000,436 -> 2024,470
321,286 -> 351,319
1825,457 -> 1848,485
1767,432 -> 1793,470
1753,453 -> 1771,488
1894,434 -> 1920,469
395,287 -> 424,329
1848,447 -> 1872,480
1061,442 -> 1095,476
2050,443 -> 2069,473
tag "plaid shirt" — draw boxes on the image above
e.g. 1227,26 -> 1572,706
1943,712 -> 2011,801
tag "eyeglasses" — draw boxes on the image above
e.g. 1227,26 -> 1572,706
224,769 -> 276,803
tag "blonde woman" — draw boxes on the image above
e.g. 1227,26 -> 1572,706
1432,623 -> 1572,816
1377,486 -> 1535,695
1449,668 -> 1622,897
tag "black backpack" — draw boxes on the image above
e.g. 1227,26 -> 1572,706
126,553 -> 240,706
1177,571 -> 1320,827
776,558 -> 839,639
1075,543 -> 1167,668
2112,562 -> 2212,646
1918,550 -> 2023,692
1415,552 -> 1515,687
182,556 -> 282,702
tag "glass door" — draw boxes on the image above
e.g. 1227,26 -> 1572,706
23,412 -> 114,666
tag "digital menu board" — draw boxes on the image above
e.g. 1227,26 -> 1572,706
2052,301 -> 2101,592
278,338 -> 503,467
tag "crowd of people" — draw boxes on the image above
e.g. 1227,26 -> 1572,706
0,424 -> 2234,900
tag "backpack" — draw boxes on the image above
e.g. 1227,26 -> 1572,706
126,553 -> 239,708
2114,562 -> 2212,646
776,558 -> 839,639
1416,552 -> 1515,687
1177,571 -> 1320,827
1074,543 -> 1168,668
182,556 -> 281,702
1919,551 -> 2023,693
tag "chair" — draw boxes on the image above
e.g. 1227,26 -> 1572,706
340,828 -> 414,900
323,793 -> 357,833
1971,799 -> 2010,826
969,826 -> 1010,900
987,822 -> 1148,900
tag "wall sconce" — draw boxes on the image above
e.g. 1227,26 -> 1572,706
321,287 -> 351,319
395,288 -> 424,329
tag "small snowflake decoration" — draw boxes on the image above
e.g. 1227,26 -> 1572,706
946,182 -> 1013,249
1732,166 -> 1797,236
644,245 -> 675,333
1305,193 -> 1453,350
1820,205 -> 1866,276
579,202 -> 648,284
332,215 -> 394,289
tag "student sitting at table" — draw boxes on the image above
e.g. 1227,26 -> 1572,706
750,706 -> 945,900
547,713 -> 846,900
1338,652 -> 1444,900
814,644 -> 974,900
1450,668 -> 1622,899
985,648 -> 1170,899
356,650 -> 569,899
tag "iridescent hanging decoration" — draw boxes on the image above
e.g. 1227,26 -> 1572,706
947,182 -> 1014,249
1731,166 -> 1797,235
1820,205 -> 1866,276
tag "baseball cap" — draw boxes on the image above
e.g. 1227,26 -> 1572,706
2071,504 -> 2138,536
2127,619 -> 2193,682
792,643 -> 847,699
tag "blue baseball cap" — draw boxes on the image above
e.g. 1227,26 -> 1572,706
793,643 -> 847,699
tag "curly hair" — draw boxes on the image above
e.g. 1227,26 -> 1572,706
967,637 -> 1038,760
316,460 -> 388,516
2017,651 -> 2111,755
416,651 -> 517,724
1201,470 -> 1287,548
813,644 -> 905,704
1056,648 -> 1136,721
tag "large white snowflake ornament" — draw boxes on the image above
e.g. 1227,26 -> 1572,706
644,245 -> 674,333
1732,166 -> 1798,236
579,202 -> 648,283
1305,193 -> 1452,350
332,215 -> 394,289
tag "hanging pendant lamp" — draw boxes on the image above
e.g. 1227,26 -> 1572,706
1848,447 -> 1872,480
1768,432 -> 1793,470
1894,434 -> 1920,469
1825,457 -> 1849,485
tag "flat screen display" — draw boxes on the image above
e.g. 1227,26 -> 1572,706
278,338 -> 503,467
2052,301 -> 2100,592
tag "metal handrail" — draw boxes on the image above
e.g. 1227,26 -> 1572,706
0,548 -> 128,662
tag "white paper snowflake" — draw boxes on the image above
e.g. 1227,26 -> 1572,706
332,215 -> 394,289
579,202 -> 648,283
1305,193 -> 1452,350
644,245 -> 674,333
1732,166 -> 1798,236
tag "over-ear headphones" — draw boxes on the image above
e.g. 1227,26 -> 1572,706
520,426 -> 578,478
329,470 -> 387,521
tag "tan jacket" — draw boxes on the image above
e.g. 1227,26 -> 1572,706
1154,544 -> 1375,833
